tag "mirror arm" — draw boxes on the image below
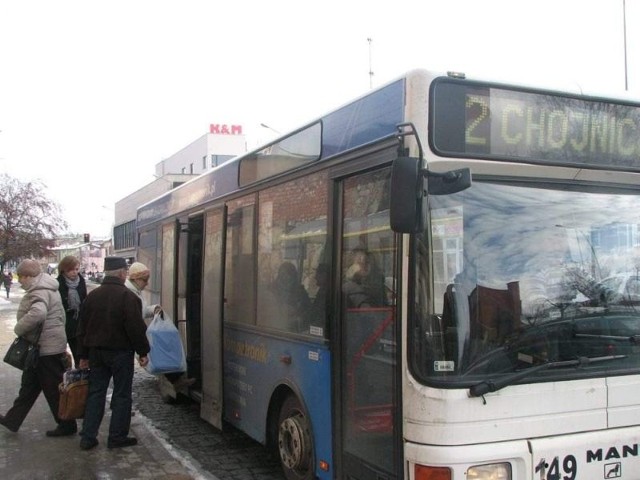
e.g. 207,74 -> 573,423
424,169 -> 464,183
396,123 -> 462,184
396,122 -> 424,161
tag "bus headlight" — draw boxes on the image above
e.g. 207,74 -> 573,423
466,463 -> 511,479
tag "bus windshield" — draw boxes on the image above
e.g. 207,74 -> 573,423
411,180 -> 640,386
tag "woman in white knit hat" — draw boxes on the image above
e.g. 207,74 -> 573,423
125,262 -> 160,320
125,262 -> 194,397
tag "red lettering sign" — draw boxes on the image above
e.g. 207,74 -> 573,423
210,124 -> 243,135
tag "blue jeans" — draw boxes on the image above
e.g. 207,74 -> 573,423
81,348 -> 134,442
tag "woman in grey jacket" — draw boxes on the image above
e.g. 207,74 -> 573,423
0,259 -> 77,436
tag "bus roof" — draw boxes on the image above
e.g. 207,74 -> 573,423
137,75 -> 407,227
137,68 -> 640,228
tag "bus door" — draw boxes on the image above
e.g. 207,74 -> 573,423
176,216 -> 202,389
176,215 -> 204,394
337,166 -> 401,480
200,207 -> 225,429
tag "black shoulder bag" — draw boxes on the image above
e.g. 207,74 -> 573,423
3,323 -> 43,371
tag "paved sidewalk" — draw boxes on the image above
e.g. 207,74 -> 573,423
133,369 -> 284,480
0,286 -> 215,480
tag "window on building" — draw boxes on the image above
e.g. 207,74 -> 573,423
211,154 -> 234,168
113,220 -> 136,251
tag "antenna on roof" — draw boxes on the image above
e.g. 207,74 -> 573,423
367,37 -> 374,89
623,0 -> 629,91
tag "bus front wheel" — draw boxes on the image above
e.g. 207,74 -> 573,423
277,395 -> 314,480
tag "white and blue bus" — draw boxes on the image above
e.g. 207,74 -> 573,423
136,69 -> 640,480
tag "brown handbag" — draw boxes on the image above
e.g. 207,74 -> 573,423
58,379 -> 88,420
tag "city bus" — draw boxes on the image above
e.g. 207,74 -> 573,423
135,69 -> 640,480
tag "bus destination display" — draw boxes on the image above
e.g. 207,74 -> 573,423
430,79 -> 640,170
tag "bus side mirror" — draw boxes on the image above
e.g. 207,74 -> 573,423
390,157 -> 472,233
390,157 -> 424,233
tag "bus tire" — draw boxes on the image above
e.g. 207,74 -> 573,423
277,394 -> 314,480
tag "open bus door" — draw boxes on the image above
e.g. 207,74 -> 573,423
175,212 -> 224,430
176,216 -> 203,391
176,212 -> 226,429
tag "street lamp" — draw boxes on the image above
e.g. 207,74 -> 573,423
260,123 -> 281,135
367,37 -> 374,89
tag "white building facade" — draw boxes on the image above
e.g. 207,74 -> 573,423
113,124 -> 247,261
155,124 -> 246,176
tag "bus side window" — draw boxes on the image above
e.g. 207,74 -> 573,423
310,263 -> 329,329
269,262 -> 311,331
256,170 -> 329,336
224,199 -> 256,326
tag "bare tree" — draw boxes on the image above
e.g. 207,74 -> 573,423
0,174 -> 67,271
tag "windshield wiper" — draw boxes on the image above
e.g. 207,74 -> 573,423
575,333 -> 640,344
468,355 -> 626,398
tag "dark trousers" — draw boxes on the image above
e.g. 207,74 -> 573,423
81,348 -> 134,442
3,353 -> 76,431
67,337 -> 80,368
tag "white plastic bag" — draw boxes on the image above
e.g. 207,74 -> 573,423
145,313 -> 187,374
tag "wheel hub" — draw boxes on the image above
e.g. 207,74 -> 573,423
278,413 -> 311,471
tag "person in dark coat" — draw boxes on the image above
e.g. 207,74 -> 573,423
57,255 -> 87,368
2,271 -> 12,298
76,256 -> 150,451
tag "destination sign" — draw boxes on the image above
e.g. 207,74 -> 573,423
430,78 -> 640,171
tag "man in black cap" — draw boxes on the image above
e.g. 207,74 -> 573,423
76,256 -> 150,450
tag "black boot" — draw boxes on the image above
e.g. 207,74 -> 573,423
107,436 -> 138,449
0,414 -> 19,433
46,422 -> 77,437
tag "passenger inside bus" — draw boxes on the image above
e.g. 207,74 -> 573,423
270,262 -> 311,332
343,247 -> 387,308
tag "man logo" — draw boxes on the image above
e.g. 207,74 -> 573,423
605,462 -> 621,478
